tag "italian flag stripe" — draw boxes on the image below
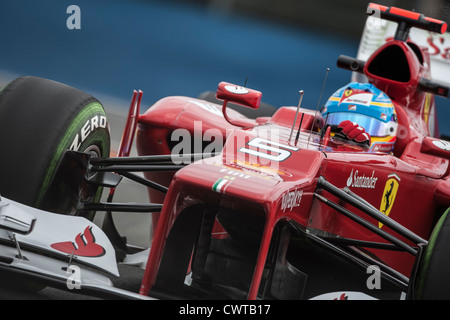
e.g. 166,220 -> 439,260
213,178 -> 229,193
388,173 -> 401,181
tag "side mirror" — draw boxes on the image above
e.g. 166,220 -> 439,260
216,82 -> 262,110
216,82 -> 262,127
420,137 -> 450,160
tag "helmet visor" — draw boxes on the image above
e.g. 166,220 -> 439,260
325,112 -> 396,137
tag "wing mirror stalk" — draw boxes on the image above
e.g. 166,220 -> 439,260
216,81 -> 262,127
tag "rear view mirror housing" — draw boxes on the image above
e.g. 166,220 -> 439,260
215,82 -> 262,128
216,82 -> 262,110
420,137 -> 450,160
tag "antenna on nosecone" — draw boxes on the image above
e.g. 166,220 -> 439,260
307,67 -> 330,148
289,90 -> 304,143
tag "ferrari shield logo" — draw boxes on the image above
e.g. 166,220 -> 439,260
379,174 -> 400,228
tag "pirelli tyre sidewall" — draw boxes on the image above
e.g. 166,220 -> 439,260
414,207 -> 450,299
0,76 -> 110,218
37,101 -> 110,208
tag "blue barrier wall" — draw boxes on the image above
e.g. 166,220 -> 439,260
0,0 -> 448,135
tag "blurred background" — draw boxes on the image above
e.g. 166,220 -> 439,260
0,0 -> 449,136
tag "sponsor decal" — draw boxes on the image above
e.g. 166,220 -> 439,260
70,115 -> 108,152
281,189 -> 303,212
346,169 -> 378,189
225,159 -> 292,180
372,142 -> 395,153
51,226 -> 105,257
340,89 -> 374,107
379,173 -> 400,228
219,168 -> 251,180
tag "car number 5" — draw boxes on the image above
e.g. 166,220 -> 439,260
239,137 -> 299,162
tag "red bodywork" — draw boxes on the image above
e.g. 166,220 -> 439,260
131,4 -> 450,299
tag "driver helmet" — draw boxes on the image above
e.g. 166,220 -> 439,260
321,82 -> 398,152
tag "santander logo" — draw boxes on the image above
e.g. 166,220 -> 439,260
346,169 -> 378,189
51,226 -> 105,257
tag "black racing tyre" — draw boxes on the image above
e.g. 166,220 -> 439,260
414,207 -> 450,299
0,76 -> 110,218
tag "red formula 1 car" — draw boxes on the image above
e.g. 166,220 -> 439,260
0,3 -> 449,300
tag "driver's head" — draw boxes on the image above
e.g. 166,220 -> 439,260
322,82 -> 398,152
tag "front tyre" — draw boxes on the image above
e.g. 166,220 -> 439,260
0,76 -> 110,218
